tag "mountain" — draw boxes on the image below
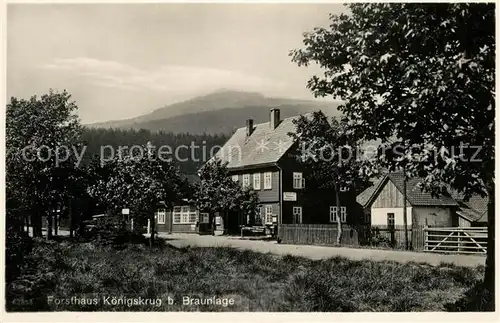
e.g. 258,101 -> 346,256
88,90 -> 343,134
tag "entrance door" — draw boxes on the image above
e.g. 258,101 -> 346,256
293,206 -> 303,224
198,212 -> 212,235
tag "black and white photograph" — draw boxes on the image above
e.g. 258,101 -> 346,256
3,1 -> 496,317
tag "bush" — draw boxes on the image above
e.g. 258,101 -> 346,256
5,231 -> 33,283
83,220 -> 147,248
369,228 -> 393,248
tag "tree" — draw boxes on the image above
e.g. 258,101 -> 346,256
289,111 -> 376,243
6,90 -> 83,238
291,3 -> 494,309
194,158 -> 259,233
88,143 -> 183,246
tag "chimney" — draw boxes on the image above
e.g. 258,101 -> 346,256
246,119 -> 254,137
270,108 -> 280,129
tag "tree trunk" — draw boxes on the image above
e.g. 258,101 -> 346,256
46,212 -> 53,240
334,182 -> 342,244
24,213 -> 30,237
211,212 -> 216,236
149,212 -> 155,247
32,210 -> 42,238
402,169 -> 409,250
484,180 -> 495,310
54,212 -> 58,236
69,200 -> 74,238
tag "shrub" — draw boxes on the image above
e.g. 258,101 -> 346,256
83,220 -> 147,248
5,231 -> 34,284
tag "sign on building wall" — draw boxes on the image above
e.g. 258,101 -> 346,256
283,192 -> 297,201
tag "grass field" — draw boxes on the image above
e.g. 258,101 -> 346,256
7,239 -> 485,312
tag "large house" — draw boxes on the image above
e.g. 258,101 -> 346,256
212,108 -> 358,233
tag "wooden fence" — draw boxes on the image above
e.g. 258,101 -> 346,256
424,227 -> 488,255
278,224 -> 369,247
278,224 -> 427,250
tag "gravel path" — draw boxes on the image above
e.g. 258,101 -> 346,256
161,232 -> 486,268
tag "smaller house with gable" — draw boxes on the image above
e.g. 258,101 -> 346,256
357,172 -> 489,229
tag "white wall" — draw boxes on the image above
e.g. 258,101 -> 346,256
371,207 -> 413,226
413,207 -> 452,226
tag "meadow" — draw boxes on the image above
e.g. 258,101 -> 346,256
6,238 -> 485,312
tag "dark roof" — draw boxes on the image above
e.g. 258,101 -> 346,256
451,190 -> 489,223
450,190 -> 489,215
456,203 -> 484,222
213,113 -> 310,169
357,172 -> 458,207
356,177 -> 384,206
387,172 -> 458,206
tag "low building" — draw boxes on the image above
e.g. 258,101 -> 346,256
151,201 -> 223,234
356,172 -> 489,229
357,172 -> 458,229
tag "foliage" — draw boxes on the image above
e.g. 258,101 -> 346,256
6,240 -> 484,312
289,111 -> 376,241
291,3 -> 494,198
88,143 -> 184,218
289,111 -> 377,192
6,90 -> 84,237
291,3 -> 494,308
82,221 -> 147,248
194,158 -> 259,217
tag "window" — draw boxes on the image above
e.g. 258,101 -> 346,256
293,172 -> 304,189
173,205 -> 198,224
173,206 -> 182,224
330,206 -> 347,223
264,205 -> 273,224
387,213 -> 395,227
181,206 -> 190,223
253,173 -> 261,190
232,174 -> 239,182
340,207 -> 347,223
293,206 -> 303,224
243,174 -> 251,188
157,209 -> 166,224
188,206 -> 198,223
264,172 -> 272,189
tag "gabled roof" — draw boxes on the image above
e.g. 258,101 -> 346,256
387,172 -> 458,206
356,177 -> 384,206
213,114 -> 310,169
357,172 -> 458,208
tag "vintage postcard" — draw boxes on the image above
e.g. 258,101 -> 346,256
3,1 -> 497,320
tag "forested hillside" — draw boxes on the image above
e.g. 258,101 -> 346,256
80,127 -> 229,174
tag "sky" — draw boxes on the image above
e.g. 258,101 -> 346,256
7,3 -> 346,123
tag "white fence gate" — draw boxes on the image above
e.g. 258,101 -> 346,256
424,227 -> 487,255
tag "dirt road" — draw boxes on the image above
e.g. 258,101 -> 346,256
161,232 -> 486,268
